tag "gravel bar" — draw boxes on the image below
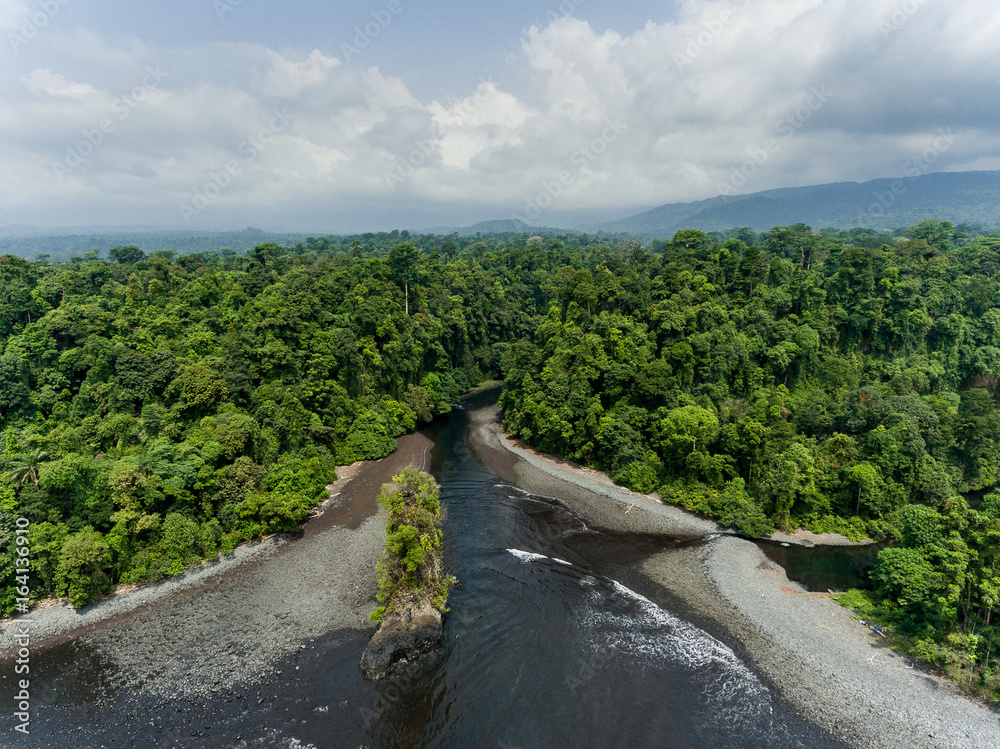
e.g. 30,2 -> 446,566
0,431 -> 433,701
700,537 -> 1000,749
469,404 -> 721,537
470,403 -> 1000,749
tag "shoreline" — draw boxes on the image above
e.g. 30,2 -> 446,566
471,403 -> 872,547
469,404 -> 722,538
0,459 -> 367,645
469,403 -> 1000,749
764,527 -> 874,547
0,431 -> 433,698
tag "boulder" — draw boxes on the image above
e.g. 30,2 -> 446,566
359,603 -> 443,680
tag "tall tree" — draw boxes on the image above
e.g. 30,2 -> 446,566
388,242 -> 419,314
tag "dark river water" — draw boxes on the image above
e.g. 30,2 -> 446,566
3,399 -> 849,748
759,539 -> 882,593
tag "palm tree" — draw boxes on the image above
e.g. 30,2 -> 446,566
6,449 -> 49,489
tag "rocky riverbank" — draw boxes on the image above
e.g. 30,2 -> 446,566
469,404 -> 722,538
0,432 -> 433,699
468,403 -> 1000,749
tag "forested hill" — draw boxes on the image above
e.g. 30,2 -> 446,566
419,219 -> 573,236
597,170 -> 1000,236
3,222 -> 1000,698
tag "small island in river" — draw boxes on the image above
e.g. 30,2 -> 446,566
360,468 -> 453,680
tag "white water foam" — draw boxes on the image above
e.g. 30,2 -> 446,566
230,729 -> 319,749
507,549 -> 572,566
508,548 -> 773,741
507,548 -> 549,563
581,580 -> 773,739
605,580 -> 753,671
496,483 -> 530,495
499,484 -> 568,504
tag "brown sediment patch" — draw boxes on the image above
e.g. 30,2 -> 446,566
765,528 -> 875,547
305,431 -> 433,535
757,561 -> 782,576
465,404 -> 518,484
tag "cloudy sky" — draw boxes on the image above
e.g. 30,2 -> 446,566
1,0 -> 997,232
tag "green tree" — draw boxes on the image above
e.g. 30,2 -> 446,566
848,461 -> 886,517
346,409 -> 396,460
159,512 -> 199,567
770,442 -> 823,527
6,449 -> 49,490
371,468 -> 451,622
166,362 -> 229,415
388,242 -> 419,314
108,245 -> 146,264
56,527 -> 112,606
873,547 -> 936,609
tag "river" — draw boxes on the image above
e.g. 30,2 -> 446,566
2,396 -> 847,748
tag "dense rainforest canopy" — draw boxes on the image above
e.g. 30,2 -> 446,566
0,233 -> 543,609
2,221 -> 1000,698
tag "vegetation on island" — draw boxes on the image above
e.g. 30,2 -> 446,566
2,220 -> 1000,700
370,468 -> 452,623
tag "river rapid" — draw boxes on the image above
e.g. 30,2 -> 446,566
1,396 -> 846,748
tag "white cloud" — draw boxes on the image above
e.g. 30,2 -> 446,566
20,69 -> 102,98
1,0 -> 999,229
259,49 -> 340,98
523,19 -> 630,123
428,81 -> 532,169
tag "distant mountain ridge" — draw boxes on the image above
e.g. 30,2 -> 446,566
419,218 -> 572,236
6,170 -> 998,256
596,170 -> 1000,237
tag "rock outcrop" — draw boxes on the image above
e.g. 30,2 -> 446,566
359,468 -> 452,680
359,602 -> 443,680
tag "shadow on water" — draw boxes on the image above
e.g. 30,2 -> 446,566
757,540 -> 885,592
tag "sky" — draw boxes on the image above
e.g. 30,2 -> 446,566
0,0 -> 998,233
